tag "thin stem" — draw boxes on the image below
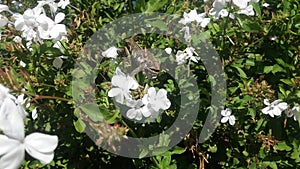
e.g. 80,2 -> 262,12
221,0 -> 233,50
30,95 -> 72,102
151,156 -> 161,168
120,120 -> 138,138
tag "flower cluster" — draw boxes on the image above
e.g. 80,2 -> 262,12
178,9 -> 210,28
0,84 -> 58,169
175,0 -> 260,65
262,99 -> 299,121
102,44 -> 171,121
220,98 -> 299,126
108,68 -> 171,121
174,47 -> 199,65
0,0 -> 69,47
209,0 -> 259,19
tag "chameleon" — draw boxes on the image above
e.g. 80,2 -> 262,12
123,37 -> 160,80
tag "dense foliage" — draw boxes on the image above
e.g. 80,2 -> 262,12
0,0 -> 299,168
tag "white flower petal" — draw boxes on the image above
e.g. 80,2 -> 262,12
277,102 -> 288,111
108,88 -> 121,97
0,98 -> 25,140
229,115 -> 236,125
111,75 -> 125,87
126,109 -> 137,119
221,116 -> 229,123
115,67 -> 125,76
141,108 -> 151,117
147,87 -> 156,98
50,24 -> 67,39
0,4 -> 9,12
261,107 -> 270,115
165,47 -> 172,54
0,14 -> 8,27
272,107 -> 282,116
0,135 -> 20,156
0,143 -> 24,169
102,46 -> 118,59
55,13 -> 65,23
127,77 -> 139,90
269,111 -> 275,117
263,99 -> 270,106
25,132 -> 58,164
233,0 -> 249,9
32,107 -> 38,120
135,111 -> 143,120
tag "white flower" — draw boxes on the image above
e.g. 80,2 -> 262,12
0,14 -> 8,27
185,47 -> 199,63
208,0 -> 235,19
15,94 -> 27,119
102,46 -> 118,59
200,18 -> 211,28
13,7 -> 43,42
58,0 -> 70,9
126,99 -> 150,121
221,108 -> 235,125
165,47 -> 172,54
209,0 -> 227,19
0,97 -> 25,139
175,47 -> 199,65
287,106 -> 299,121
108,68 -> 139,104
175,50 -> 188,65
262,99 -> 288,117
0,132 -> 58,168
13,36 -> 22,43
262,3 -> 270,8
233,0 -> 249,9
142,87 -> 171,118
178,10 -> 197,25
238,4 -> 255,16
0,84 -> 10,104
20,61 -> 26,67
37,0 -> 58,14
0,4 -> 9,12
180,26 -> 191,42
37,12 -> 67,40
0,84 -> 58,168
32,107 -> 38,120
179,10 -> 210,28
232,0 -> 258,16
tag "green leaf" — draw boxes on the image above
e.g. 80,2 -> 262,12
73,119 -> 86,133
170,146 -> 186,155
161,155 -> 171,167
232,66 -> 247,78
269,162 -> 278,169
153,146 -> 169,156
274,142 -> 292,151
147,20 -> 168,31
145,0 -> 168,12
241,20 -> 263,33
251,2 -> 261,17
272,64 -> 286,73
208,144 -> 218,153
264,66 -> 273,73
280,79 -> 293,86
79,103 -> 104,122
139,148 -> 148,159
